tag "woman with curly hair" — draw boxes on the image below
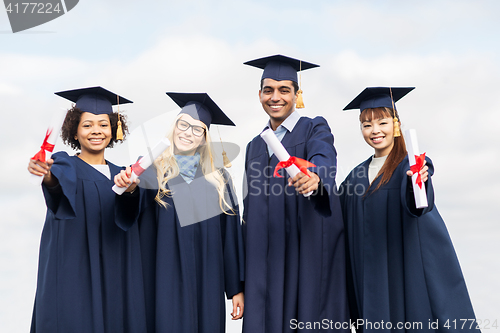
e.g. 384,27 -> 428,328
114,93 -> 244,333
28,86 -> 147,333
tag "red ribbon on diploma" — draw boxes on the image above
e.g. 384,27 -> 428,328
274,156 -> 316,178
410,152 -> 426,189
131,158 -> 146,176
31,129 -> 55,162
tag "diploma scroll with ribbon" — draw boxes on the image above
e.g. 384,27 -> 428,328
260,128 -> 315,197
30,109 -> 67,185
112,138 -> 171,195
404,129 -> 428,209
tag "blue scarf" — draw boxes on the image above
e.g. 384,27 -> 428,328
175,152 -> 200,184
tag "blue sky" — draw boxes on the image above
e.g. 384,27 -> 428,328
1,1 -> 499,332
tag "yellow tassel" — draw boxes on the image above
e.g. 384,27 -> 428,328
222,150 -> 232,168
116,115 -> 124,141
393,117 -> 401,137
296,89 -> 305,109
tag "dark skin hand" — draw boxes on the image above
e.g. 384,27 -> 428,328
28,158 -> 58,187
114,166 -> 140,192
288,169 -> 320,194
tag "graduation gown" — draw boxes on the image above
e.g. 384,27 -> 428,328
242,116 -> 350,333
339,156 -> 479,333
116,166 -> 244,333
31,152 -> 147,333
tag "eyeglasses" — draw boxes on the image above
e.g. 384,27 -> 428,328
176,119 -> 206,137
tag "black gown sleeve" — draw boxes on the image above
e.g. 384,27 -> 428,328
306,117 -> 339,217
42,152 -> 77,220
115,164 -> 158,231
401,156 -> 435,217
221,170 -> 245,299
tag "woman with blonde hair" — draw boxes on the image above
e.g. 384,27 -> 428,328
115,93 -> 244,333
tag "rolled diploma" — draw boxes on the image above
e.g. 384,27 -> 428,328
260,128 -> 313,197
112,138 -> 171,195
30,109 -> 67,185
404,129 -> 428,209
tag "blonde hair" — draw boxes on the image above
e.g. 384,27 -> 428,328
154,114 -> 235,214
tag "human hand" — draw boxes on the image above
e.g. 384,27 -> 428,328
231,292 -> 244,320
28,158 -> 53,176
406,160 -> 429,183
28,158 -> 57,186
114,166 -> 140,193
288,170 -> 320,194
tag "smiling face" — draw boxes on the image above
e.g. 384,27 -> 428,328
173,114 -> 206,156
259,78 -> 297,130
361,110 -> 396,157
75,112 -> 112,157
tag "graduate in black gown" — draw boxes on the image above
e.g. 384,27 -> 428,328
340,87 -> 480,333
28,87 -> 147,332
242,55 -> 350,332
114,93 -> 244,333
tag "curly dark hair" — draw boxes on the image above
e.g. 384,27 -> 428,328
60,106 -> 129,150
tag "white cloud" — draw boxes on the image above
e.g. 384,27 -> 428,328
0,82 -> 21,95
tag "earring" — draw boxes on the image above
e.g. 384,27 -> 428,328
393,117 -> 401,137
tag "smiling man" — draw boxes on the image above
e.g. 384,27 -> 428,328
242,55 -> 350,333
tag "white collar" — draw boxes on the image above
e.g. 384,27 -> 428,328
265,110 -> 301,133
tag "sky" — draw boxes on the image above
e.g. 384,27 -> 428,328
1,0 -> 499,332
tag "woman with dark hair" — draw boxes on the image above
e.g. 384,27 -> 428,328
27,87 -> 147,333
114,93 -> 244,333
340,87 -> 479,333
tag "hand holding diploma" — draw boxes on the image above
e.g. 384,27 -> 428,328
288,169 -> 321,196
29,109 -> 66,185
28,157 -> 58,187
114,166 -> 140,193
404,129 -> 428,209
405,157 -> 429,183
260,128 -> 318,197
230,292 -> 244,320
113,138 -> 171,195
